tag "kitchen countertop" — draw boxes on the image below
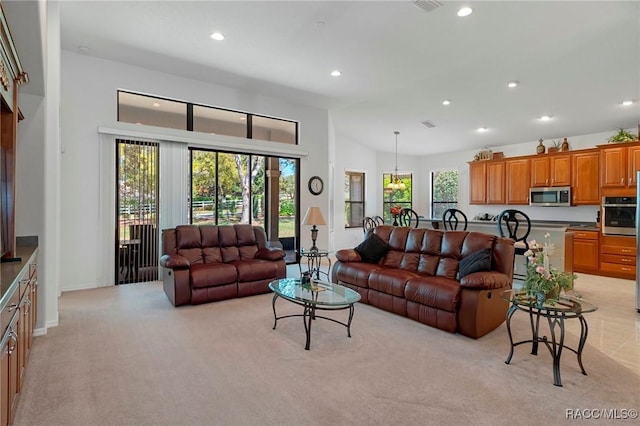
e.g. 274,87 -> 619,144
421,218 -> 601,232
0,240 -> 38,311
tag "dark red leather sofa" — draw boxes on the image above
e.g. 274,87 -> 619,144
331,226 -> 515,338
160,224 -> 286,306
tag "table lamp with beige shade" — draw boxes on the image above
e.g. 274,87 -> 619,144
302,207 -> 326,252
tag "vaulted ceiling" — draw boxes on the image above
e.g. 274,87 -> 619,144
8,1 -> 640,156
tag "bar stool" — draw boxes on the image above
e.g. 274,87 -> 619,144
497,209 -> 531,284
442,208 -> 468,230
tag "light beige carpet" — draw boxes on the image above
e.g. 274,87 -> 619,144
15,281 -> 640,426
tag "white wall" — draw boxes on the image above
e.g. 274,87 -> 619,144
60,51 -> 330,291
16,94 -> 45,239
332,133 -> 379,250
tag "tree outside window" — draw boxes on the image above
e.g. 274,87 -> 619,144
431,170 -> 459,219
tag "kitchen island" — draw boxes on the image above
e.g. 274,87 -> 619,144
418,218 -> 587,279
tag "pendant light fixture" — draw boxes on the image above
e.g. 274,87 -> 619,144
386,131 -> 406,191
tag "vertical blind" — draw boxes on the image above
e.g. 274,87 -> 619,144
116,139 -> 159,284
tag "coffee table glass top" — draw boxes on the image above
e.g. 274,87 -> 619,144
501,289 -> 597,314
297,248 -> 332,256
269,278 -> 361,306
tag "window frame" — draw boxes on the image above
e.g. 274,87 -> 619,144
344,171 -> 365,228
430,169 -> 459,219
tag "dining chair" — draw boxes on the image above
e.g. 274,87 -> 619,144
398,208 -> 419,228
442,208 -> 468,231
363,215 -> 384,234
496,209 -> 532,283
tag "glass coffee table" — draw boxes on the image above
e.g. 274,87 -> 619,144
269,278 -> 361,350
501,289 -> 598,387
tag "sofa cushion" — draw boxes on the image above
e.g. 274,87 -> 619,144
190,263 -> 237,289
457,248 -> 492,280
231,259 -> 278,282
405,277 -> 461,312
369,269 -> 419,297
355,233 -> 390,264
333,262 -> 386,289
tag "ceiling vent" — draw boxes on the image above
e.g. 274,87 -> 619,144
421,120 -> 437,129
412,0 -> 443,14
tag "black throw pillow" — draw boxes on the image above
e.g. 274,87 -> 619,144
354,233 -> 390,264
457,248 -> 493,280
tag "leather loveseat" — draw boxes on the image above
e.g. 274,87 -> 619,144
160,224 -> 286,306
331,226 -> 515,338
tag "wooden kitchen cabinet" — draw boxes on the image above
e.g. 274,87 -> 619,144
506,158 -> 531,204
571,150 -> 600,205
530,154 -> 571,187
0,246 -> 38,426
486,161 -> 505,204
469,161 -> 487,204
600,142 -> 640,196
571,230 -> 599,273
600,235 -> 636,279
469,160 -> 506,204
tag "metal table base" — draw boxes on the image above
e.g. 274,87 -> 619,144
504,301 -> 590,387
271,293 -> 356,350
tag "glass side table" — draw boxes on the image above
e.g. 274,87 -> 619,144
501,289 -> 598,387
297,248 -> 332,281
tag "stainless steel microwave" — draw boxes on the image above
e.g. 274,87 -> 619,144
529,186 -> 571,207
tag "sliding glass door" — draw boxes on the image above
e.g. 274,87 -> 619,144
190,149 -> 298,262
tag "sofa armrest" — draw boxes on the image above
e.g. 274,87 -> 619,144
459,271 -> 511,290
160,254 -> 190,269
255,247 -> 286,261
335,249 -> 362,263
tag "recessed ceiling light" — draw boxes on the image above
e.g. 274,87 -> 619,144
136,122 -> 142,125
210,32 -> 225,41
330,70 -> 341,77
540,115 -> 552,121
457,7 -> 473,17
477,127 -> 488,132
622,100 -> 634,106
152,102 -> 161,108
240,117 -> 246,121
507,81 -> 519,88
77,45 -> 90,53
442,99 -> 451,106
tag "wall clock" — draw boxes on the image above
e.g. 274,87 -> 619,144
308,176 -> 324,195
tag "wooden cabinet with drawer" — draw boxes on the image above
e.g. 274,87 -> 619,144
599,235 -> 636,279
0,246 -> 38,426
571,230 -> 599,273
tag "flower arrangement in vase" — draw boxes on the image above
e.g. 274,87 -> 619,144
523,233 -> 576,307
390,205 -> 403,226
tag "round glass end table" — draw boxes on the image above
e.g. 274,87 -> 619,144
501,289 -> 598,387
297,248 -> 332,281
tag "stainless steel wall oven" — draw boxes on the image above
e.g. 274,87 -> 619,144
602,196 -> 636,236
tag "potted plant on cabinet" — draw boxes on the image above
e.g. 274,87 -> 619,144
608,128 -> 637,143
